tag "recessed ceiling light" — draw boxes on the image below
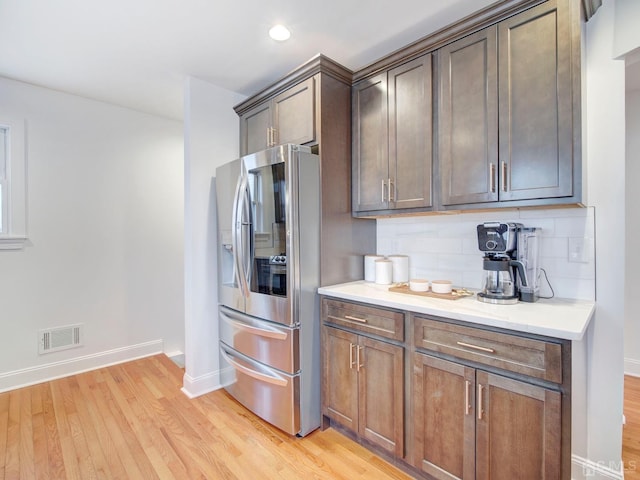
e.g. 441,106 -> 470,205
269,24 -> 291,42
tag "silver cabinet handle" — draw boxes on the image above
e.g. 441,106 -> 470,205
344,315 -> 367,324
266,126 -> 277,146
349,343 -> 356,369
465,380 -> 471,415
381,179 -> 387,202
478,383 -> 484,420
490,163 -> 496,193
501,161 -> 508,192
388,178 -> 395,202
456,341 -> 495,354
357,345 -> 364,372
272,127 -> 277,146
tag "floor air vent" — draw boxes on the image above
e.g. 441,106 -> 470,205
38,324 -> 83,354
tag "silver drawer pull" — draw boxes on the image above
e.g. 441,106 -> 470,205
344,315 -> 367,324
456,341 -> 495,354
221,348 -> 288,387
223,315 -> 288,340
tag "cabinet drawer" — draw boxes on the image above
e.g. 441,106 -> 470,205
413,316 -> 562,383
322,299 -> 404,342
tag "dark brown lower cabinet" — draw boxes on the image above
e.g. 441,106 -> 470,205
413,353 -> 561,480
322,325 -> 404,456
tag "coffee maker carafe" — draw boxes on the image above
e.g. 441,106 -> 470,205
476,222 -> 539,304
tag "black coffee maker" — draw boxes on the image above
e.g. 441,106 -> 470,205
476,222 -> 534,304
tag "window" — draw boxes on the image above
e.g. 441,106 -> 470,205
0,119 -> 27,249
0,126 -> 7,233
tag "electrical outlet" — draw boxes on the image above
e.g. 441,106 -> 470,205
568,237 -> 590,263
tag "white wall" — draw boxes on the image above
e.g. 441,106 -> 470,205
0,76 -> 184,391
614,0 -> 640,58
182,76 -> 245,397
377,207 -> 595,300
625,89 -> 640,375
583,0 -> 626,477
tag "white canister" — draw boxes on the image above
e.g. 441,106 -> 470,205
375,259 -> 393,285
364,254 -> 385,282
387,254 -> 409,283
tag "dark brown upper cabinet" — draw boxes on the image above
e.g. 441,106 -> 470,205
497,0 -> 575,202
234,55 -> 377,286
352,54 -> 433,214
352,0 -> 582,216
438,27 -> 499,206
239,77 -> 315,156
439,0 -> 578,209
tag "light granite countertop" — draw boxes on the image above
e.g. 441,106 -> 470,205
318,281 -> 595,341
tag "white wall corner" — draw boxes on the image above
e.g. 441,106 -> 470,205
572,454 -> 626,480
0,340 -> 163,393
182,76 -> 245,389
181,369 -> 223,399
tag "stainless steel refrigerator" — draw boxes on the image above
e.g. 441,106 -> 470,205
216,144 -> 323,436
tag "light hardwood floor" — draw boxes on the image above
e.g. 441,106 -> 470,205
0,354 -> 413,479
625,375 -> 640,479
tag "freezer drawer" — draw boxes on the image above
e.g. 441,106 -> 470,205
220,343 -> 300,436
219,305 -> 299,374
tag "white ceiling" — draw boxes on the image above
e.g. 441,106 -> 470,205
0,0 -> 497,120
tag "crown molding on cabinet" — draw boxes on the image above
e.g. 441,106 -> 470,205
234,54 -> 353,115
353,0 -> 547,82
352,0 -> 601,82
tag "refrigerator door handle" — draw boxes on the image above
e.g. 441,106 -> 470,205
232,173 -> 250,297
221,347 -> 289,387
240,178 -> 253,286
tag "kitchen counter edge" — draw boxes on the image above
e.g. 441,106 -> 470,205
318,281 -> 595,341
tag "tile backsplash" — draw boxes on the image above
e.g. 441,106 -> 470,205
376,207 -> 596,301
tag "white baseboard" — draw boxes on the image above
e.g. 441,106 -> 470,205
181,370 -> 222,398
624,357 -> 640,377
180,364 -> 234,398
0,339 -> 164,393
166,351 -> 185,368
572,454 -> 625,479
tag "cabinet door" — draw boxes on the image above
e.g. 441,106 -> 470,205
498,0 -> 573,201
352,73 -> 389,212
413,354 -> 475,480
322,326 -> 358,431
240,102 -> 271,155
439,27 -> 498,206
358,336 -> 404,457
388,54 -> 433,210
476,371 -> 561,480
273,77 -> 316,146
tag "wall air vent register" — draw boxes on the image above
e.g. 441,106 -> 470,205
38,324 -> 83,354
